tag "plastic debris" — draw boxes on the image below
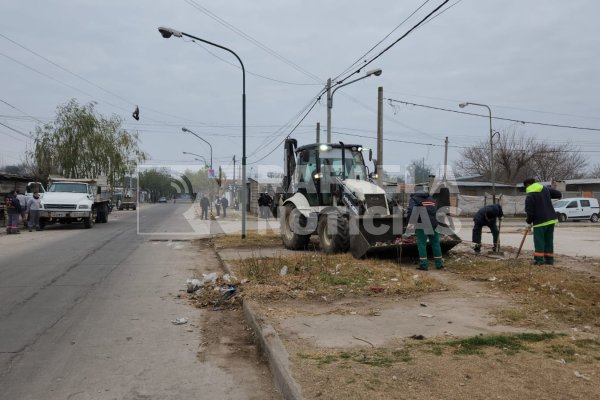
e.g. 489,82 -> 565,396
280,265 -> 288,276
488,276 -> 497,282
370,287 -> 385,293
186,278 -> 202,293
202,272 -> 218,284
418,313 -> 434,318
574,371 -> 590,381
171,317 -> 188,325
420,303 -> 428,307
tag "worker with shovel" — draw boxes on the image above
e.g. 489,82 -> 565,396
472,203 -> 504,254
523,178 -> 562,265
406,191 -> 444,271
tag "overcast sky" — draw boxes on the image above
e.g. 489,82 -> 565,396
2,0 -> 600,181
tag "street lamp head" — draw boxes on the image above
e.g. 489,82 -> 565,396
181,127 -> 189,132
366,68 -> 382,77
158,26 -> 182,39
459,102 -> 468,108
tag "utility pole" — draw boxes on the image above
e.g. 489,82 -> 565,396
376,86 -> 383,187
326,78 -> 332,143
443,136 -> 449,183
316,122 -> 320,143
232,155 -> 236,203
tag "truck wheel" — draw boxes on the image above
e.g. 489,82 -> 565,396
318,213 -> 350,253
83,215 -> 94,229
132,205 -> 137,210
591,213 -> 599,223
558,213 -> 567,222
281,204 -> 310,250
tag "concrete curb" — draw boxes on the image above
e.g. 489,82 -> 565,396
215,250 -> 303,400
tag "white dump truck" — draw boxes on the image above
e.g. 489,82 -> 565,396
39,176 -> 112,229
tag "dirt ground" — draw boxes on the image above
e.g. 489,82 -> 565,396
210,233 -> 600,399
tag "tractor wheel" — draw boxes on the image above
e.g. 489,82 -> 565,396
281,204 -> 311,250
318,212 -> 350,254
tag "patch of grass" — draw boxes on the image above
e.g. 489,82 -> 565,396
447,333 -> 560,355
549,344 -> 577,361
575,339 -> 600,350
297,348 -> 413,369
233,251 -> 442,300
213,231 -> 281,249
446,253 -> 600,328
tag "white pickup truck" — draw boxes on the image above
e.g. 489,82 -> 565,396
39,177 -> 112,229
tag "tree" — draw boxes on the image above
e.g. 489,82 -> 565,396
29,99 -> 146,185
407,159 -> 433,184
586,163 -> 600,179
455,128 -> 587,183
139,168 -> 176,202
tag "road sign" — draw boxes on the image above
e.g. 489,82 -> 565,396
208,169 -> 216,179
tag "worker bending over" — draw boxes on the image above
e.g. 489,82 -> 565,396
472,203 -> 504,254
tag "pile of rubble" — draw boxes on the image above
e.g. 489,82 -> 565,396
185,272 -> 243,310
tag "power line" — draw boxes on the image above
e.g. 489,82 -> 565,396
191,41 -> 320,86
0,121 -> 32,139
387,98 -> 600,132
184,0 -> 323,83
0,33 -> 203,125
335,0 -> 450,86
333,0 -> 433,81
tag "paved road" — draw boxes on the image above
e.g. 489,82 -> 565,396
0,205 -> 276,399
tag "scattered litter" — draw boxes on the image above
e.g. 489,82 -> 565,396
574,371 -> 590,381
420,303 -> 428,307
350,311 -> 357,315
202,272 -> 218,284
556,359 -> 566,364
370,287 -> 385,293
392,375 -> 398,381
410,334 -> 425,340
419,313 -> 434,318
488,276 -> 497,282
412,274 -> 420,280
390,278 -> 399,282
443,331 -> 453,336
280,265 -> 288,276
186,328 -> 193,332
222,273 -> 231,283
321,296 -> 328,302
186,278 -> 202,293
352,335 -> 375,347
171,317 -> 188,325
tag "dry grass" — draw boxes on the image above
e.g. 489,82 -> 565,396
444,253 -> 600,329
230,252 -> 444,300
213,231 -> 281,249
290,334 -> 600,400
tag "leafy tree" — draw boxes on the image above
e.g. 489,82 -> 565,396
29,99 -> 146,185
139,168 -> 176,202
455,128 -> 587,183
407,159 -> 433,184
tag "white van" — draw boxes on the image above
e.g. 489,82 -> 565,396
553,197 -> 600,222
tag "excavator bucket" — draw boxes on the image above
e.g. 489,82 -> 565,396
349,214 -> 461,260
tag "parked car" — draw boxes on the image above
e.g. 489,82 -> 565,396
158,196 -> 167,203
554,197 -> 599,222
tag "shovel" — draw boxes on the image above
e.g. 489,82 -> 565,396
490,194 -> 504,256
515,226 -> 531,259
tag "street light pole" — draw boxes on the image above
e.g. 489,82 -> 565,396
182,151 -> 208,167
159,26 -> 247,239
459,101 -> 496,204
326,69 -> 382,143
182,129 -> 213,170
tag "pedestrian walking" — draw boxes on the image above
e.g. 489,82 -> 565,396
472,203 -> 504,254
406,191 -> 443,271
5,190 -> 22,234
16,191 -> 27,227
221,196 -> 229,218
199,194 -> 209,220
214,197 -> 221,217
27,192 -> 42,231
523,178 -> 562,265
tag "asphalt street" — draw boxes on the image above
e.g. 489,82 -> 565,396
0,204 -> 276,400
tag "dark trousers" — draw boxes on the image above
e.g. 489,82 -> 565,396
472,221 -> 499,252
215,205 -> 220,217
28,210 -> 40,229
533,224 -> 555,265
201,206 -> 208,220
222,206 -> 227,218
